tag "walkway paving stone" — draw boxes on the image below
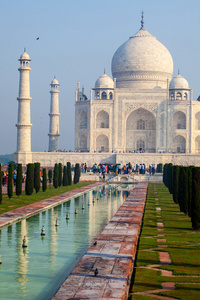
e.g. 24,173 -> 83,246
52,182 -> 148,300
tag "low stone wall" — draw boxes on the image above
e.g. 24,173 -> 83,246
52,182 -> 148,300
15,151 -> 200,167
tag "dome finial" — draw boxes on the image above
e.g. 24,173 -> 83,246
140,11 -> 144,29
104,68 -> 106,74
24,47 -> 26,52
178,69 -> 180,75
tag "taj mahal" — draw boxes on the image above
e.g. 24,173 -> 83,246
15,15 -> 200,167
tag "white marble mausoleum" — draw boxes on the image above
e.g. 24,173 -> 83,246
15,16 -> 200,167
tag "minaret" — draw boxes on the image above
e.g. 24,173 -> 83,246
48,77 -> 60,151
16,49 -> 32,152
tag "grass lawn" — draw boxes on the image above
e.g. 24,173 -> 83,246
129,183 -> 200,300
0,182 -> 94,214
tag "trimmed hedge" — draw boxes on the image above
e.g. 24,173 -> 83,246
34,162 -> 41,193
63,166 -> 68,186
25,163 -> 34,195
42,168 -> 47,192
53,163 -> 59,188
16,163 -> 22,197
48,169 -> 53,188
58,163 -> 62,187
191,167 -> 200,230
74,163 -> 80,184
7,163 -> 13,199
67,162 -> 72,186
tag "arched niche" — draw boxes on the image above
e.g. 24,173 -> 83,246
195,112 -> 200,130
101,92 -> 107,99
96,110 -> 109,128
79,111 -> 87,129
173,111 -> 186,129
172,135 -> 186,153
96,134 -> 109,152
195,135 -> 200,153
176,92 -> 182,100
126,108 -> 156,153
80,134 -> 87,150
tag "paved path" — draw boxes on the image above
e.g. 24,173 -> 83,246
52,182 -> 148,300
0,182 -> 103,229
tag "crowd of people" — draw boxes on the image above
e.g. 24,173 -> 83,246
1,171 -> 26,186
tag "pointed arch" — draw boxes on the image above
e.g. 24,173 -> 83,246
96,134 -> 109,152
126,107 -> 156,153
96,110 -> 109,128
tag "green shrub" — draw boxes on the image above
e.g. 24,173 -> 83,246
7,163 -> 13,199
48,169 -> 53,189
63,166 -> 68,186
67,162 -> 72,185
25,163 -> 34,195
74,163 -> 80,184
58,163 -> 62,187
156,163 -> 163,173
34,162 -> 41,193
42,168 -> 47,192
191,167 -> 200,230
16,163 -> 22,197
53,163 -> 59,188
173,165 -> 180,204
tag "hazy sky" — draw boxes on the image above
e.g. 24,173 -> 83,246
0,0 -> 200,155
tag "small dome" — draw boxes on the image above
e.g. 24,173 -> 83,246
20,50 -> 30,60
95,73 -> 114,89
51,77 -> 59,85
169,74 -> 189,89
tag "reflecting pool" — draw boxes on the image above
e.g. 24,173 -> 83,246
0,184 -> 131,300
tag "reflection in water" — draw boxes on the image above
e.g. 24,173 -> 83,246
0,183 -> 135,300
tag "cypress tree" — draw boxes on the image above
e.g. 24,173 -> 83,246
63,166 -> 68,186
16,163 -> 22,197
42,168 -> 47,192
67,162 -> 72,185
0,164 -> 2,204
53,163 -> 59,188
173,165 -> 180,204
48,169 -> 53,189
163,164 -> 167,186
191,167 -> 200,230
34,162 -> 41,193
168,163 -> 173,194
25,163 -> 34,195
178,166 -> 184,211
181,167 -> 189,215
58,163 -> 62,187
188,166 -> 193,217
7,163 -> 13,199
74,163 -> 80,184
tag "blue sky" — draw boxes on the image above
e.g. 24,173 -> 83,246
0,0 -> 200,154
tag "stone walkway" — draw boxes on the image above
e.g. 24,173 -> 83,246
52,182 -> 148,300
0,182 -> 103,229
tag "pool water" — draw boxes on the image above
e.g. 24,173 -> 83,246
0,184 -> 128,300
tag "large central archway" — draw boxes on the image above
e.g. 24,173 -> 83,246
126,108 -> 156,153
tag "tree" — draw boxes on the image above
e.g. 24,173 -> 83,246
7,163 -> 13,199
58,163 -> 62,187
16,163 -> 22,197
63,166 -> 68,186
25,163 -> 34,195
177,166 -> 184,210
0,164 -> 2,204
34,162 -> 41,193
188,166 -> 193,217
74,163 -> 80,184
42,168 -> 47,192
191,167 -> 200,230
173,165 -> 180,204
48,169 -> 53,189
181,167 -> 189,214
53,163 -> 59,188
67,162 -> 72,185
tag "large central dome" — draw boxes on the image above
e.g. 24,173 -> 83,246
111,27 -> 173,89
